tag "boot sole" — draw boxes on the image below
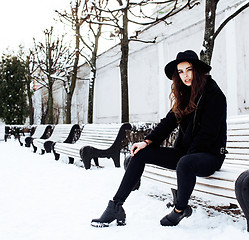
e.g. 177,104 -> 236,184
91,219 -> 126,228
91,222 -> 110,228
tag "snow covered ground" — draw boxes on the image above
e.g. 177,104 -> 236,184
0,138 -> 248,240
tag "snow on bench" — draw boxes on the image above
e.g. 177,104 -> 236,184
52,123 -> 131,169
0,125 -> 5,141
142,115 -> 249,204
32,124 -> 80,154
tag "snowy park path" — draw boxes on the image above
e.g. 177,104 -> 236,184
0,139 -> 248,240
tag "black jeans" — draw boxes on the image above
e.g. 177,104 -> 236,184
113,146 -> 224,210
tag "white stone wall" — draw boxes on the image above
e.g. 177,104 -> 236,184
33,88 -> 42,124
71,70 -> 89,125
93,58 -> 121,123
53,81 -> 66,124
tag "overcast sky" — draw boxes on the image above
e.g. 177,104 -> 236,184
0,0 -> 70,53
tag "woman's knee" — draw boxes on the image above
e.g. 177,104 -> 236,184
128,147 -> 150,166
176,153 -> 218,177
134,145 -> 156,158
176,155 -> 195,173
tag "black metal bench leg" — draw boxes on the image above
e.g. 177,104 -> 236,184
68,157 -> 74,164
51,143 -> 60,160
33,145 -> 37,153
93,157 -> 99,166
235,170 -> 249,232
82,157 -> 91,170
25,138 -> 31,147
53,150 -> 60,160
112,152 -> 120,168
80,147 -> 92,170
18,137 -> 23,146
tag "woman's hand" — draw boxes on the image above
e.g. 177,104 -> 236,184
130,140 -> 151,156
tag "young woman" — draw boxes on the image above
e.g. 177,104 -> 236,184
91,50 -> 227,227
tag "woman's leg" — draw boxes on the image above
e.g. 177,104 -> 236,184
160,152 -> 221,227
175,152 -> 221,210
92,146 -> 183,227
113,146 -> 183,203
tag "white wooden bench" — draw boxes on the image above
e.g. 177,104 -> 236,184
0,125 -> 5,141
32,124 -> 80,154
142,115 -> 249,204
25,125 -> 52,151
18,125 -> 37,146
4,125 -> 25,141
52,123 -> 131,169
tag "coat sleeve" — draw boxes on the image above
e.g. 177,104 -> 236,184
145,110 -> 178,145
187,89 -> 227,154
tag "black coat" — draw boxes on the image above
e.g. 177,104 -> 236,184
146,76 -> 227,159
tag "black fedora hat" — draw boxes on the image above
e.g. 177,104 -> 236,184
164,50 -> 212,80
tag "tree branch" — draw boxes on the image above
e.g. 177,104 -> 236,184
129,37 -> 157,43
128,0 -> 199,26
213,2 -> 249,41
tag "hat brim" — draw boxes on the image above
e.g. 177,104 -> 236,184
164,58 -> 212,80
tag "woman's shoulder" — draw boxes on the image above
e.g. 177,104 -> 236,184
205,76 -> 226,98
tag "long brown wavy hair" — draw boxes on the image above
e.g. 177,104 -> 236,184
169,62 -> 207,121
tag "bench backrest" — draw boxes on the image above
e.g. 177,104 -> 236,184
226,115 -> 249,168
46,124 -> 80,142
191,117 -> 249,201
0,125 -> 5,141
32,125 -> 52,139
77,123 -> 127,149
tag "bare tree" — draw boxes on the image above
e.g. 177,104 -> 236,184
32,27 -> 70,123
200,0 -> 249,64
85,22 -> 102,124
87,0 -> 199,123
17,46 -> 38,125
23,51 -> 37,125
56,1 -> 86,123
56,0 -> 104,124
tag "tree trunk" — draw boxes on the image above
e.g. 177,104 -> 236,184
200,0 -> 219,64
120,7 -> 129,123
25,57 -> 34,125
48,79 -> 54,124
66,92 -> 72,123
88,69 -> 96,124
26,79 -> 34,125
66,21 -> 80,124
88,24 -> 101,124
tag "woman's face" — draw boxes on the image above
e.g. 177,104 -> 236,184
177,62 -> 193,86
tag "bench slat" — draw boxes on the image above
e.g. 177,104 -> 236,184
226,149 -> 249,154
228,123 -> 249,130
227,141 -> 249,148
228,129 -> 249,136
0,125 -> 5,141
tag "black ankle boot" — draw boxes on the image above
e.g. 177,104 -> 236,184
160,206 -> 192,226
91,200 -> 126,227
